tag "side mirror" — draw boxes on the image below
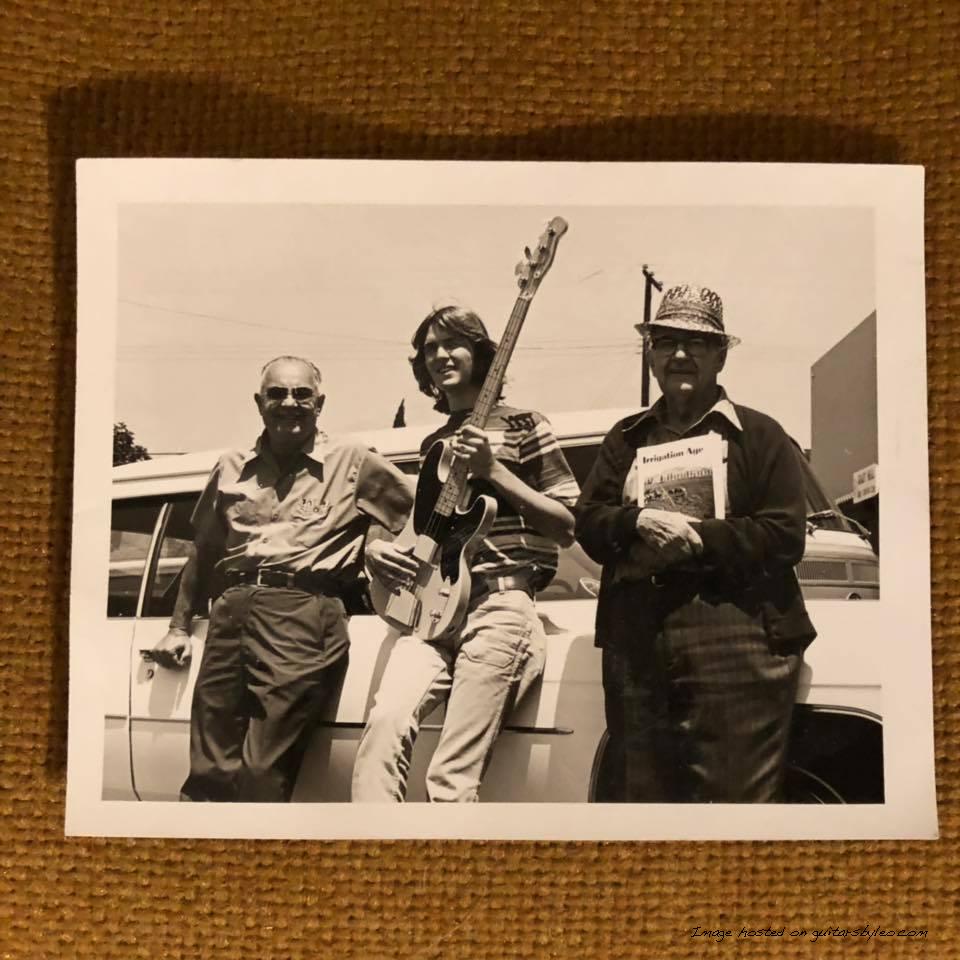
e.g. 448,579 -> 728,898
579,578 -> 601,599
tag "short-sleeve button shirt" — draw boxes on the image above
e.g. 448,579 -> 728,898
192,430 -> 413,582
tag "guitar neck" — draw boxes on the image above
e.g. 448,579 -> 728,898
433,295 -> 532,518
466,296 -> 530,429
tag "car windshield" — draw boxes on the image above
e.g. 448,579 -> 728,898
794,449 -> 858,534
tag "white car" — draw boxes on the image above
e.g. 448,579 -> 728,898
103,410 -> 882,803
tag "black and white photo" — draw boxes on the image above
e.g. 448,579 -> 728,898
68,159 -> 934,839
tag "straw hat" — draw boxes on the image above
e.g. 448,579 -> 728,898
636,284 -> 740,347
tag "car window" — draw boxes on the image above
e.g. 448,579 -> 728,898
394,458 -> 419,476
795,450 -> 856,532
144,495 -> 199,619
536,441 -> 602,601
561,441 -> 601,488
108,498 -> 164,618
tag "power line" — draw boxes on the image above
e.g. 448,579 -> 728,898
119,298 -> 408,345
116,344 -> 640,366
120,299 -> 641,349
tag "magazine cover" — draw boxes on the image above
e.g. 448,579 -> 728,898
636,433 -> 726,520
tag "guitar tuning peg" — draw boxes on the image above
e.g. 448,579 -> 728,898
524,246 -> 533,260
515,261 -> 526,276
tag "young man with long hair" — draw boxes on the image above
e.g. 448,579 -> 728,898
353,306 -> 579,802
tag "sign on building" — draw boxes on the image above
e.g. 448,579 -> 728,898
853,463 -> 879,503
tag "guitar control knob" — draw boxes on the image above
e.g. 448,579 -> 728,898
438,587 -> 450,598
430,610 -> 442,620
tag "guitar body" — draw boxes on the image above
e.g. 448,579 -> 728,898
369,440 -> 498,641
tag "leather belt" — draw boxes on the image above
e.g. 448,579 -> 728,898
224,568 -> 343,597
480,574 -> 536,599
642,569 -> 733,604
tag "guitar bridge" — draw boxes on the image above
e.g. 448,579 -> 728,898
385,589 -> 420,630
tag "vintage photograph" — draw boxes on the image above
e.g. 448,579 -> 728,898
68,160 -> 934,840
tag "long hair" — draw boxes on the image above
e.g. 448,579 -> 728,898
410,306 -> 499,414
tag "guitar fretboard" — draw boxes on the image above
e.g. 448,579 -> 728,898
433,295 -> 532,518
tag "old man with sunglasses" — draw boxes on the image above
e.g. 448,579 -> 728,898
575,285 -> 816,803
151,355 -> 413,802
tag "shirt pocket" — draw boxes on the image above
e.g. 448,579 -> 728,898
221,491 -> 263,527
291,496 -> 329,523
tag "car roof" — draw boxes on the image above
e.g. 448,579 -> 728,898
112,407 -> 638,497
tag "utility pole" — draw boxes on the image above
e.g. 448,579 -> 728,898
641,264 -> 663,408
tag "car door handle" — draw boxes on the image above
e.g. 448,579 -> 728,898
139,647 -> 192,671
138,649 -> 157,679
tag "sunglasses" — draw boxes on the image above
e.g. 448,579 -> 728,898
647,335 -> 722,358
263,386 -> 317,403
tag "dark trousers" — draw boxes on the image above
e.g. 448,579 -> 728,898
602,596 -> 802,803
181,585 -> 349,803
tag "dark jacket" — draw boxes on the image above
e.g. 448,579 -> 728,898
575,400 -> 817,653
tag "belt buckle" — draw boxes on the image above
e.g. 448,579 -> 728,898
255,569 -> 290,587
484,576 -> 509,596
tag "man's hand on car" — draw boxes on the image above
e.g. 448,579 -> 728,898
153,628 -> 193,669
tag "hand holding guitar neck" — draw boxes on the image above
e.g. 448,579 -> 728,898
449,425 -> 496,478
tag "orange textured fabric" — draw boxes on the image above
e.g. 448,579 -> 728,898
0,1 -> 956,957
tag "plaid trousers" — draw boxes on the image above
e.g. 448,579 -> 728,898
601,593 -> 802,803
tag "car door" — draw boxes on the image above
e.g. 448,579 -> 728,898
127,494 -> 206,800
104,497 -> 165,800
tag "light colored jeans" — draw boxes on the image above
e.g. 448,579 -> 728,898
352,589 -> 546,802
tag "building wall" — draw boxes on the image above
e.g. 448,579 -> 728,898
810,312 -> 878,502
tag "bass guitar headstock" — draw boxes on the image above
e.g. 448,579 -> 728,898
515,216 -> 569,299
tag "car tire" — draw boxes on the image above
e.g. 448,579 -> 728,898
782,764 -> 847,803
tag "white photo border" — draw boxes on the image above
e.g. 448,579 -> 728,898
68,159 -> 935,840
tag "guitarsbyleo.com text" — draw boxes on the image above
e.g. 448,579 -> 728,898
690,924 -> 928,943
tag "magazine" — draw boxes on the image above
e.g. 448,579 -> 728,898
636,433 -> 726,520
612,433 -> 727,584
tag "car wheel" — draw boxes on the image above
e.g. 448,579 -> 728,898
782,764 -> 847,803
588,730 -> 620,802
787,706 -> 884,803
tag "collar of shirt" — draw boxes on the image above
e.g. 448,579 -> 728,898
620,387 -> 743,438
243,429 -> 327,479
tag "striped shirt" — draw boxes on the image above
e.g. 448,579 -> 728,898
419,405 -> 580,589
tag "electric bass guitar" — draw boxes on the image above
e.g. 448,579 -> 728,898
369,216 -> 568,641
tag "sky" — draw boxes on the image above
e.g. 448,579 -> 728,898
116,202 -> 875,454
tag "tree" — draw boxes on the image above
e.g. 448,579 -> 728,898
113,422 -> 151,466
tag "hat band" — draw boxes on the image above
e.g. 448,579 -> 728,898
653,304 -> 724,333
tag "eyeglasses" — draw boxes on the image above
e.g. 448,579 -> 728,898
263,386 -> 317,403
647,335 -> 721,358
